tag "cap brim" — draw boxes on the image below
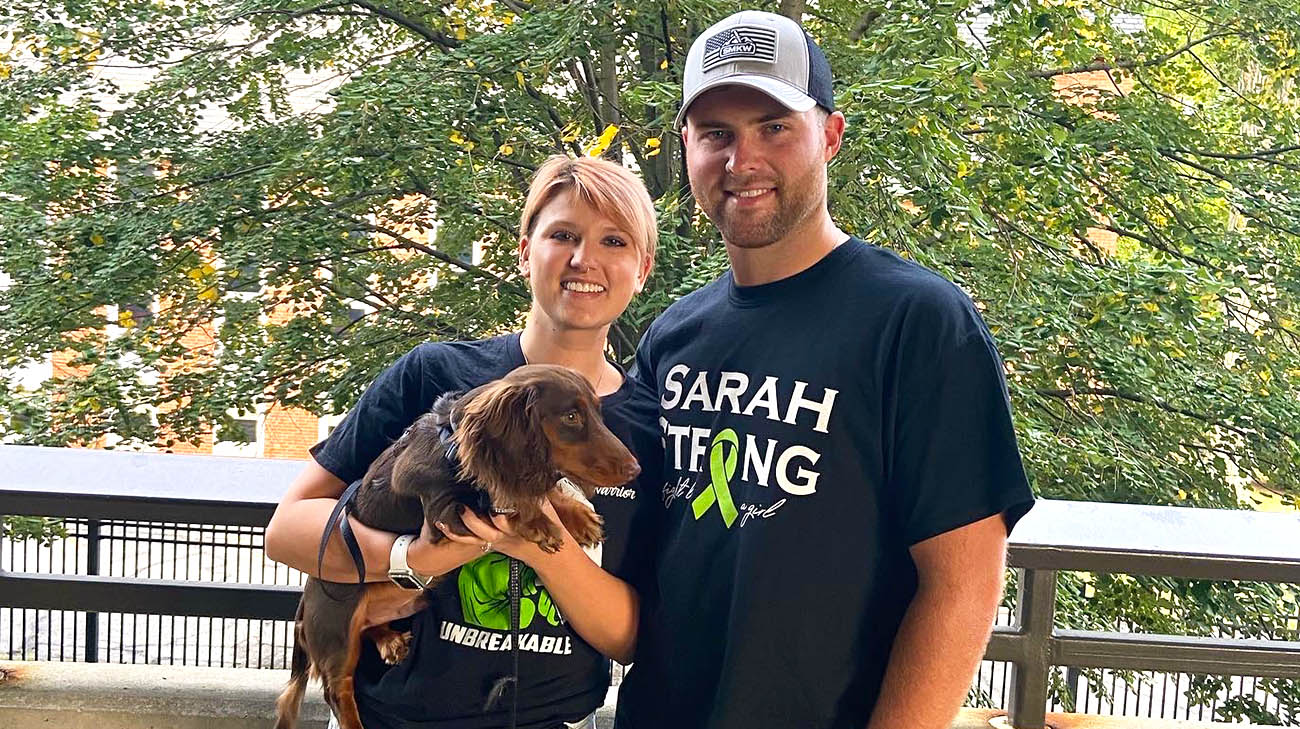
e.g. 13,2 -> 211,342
674,74 -> 818,130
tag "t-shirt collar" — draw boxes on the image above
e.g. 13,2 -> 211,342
728,236 -> 861,307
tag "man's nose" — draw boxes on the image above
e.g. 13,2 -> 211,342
725,133 -> 760,176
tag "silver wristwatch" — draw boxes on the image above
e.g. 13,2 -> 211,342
388,534 -> 433,590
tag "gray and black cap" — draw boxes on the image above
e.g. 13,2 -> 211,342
675,10 -> 835,129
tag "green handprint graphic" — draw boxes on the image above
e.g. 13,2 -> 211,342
458,553 -> 561,630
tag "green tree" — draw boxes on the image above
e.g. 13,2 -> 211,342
1,0 -> 1297,721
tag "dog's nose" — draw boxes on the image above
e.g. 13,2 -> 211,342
621,460 -> 641,481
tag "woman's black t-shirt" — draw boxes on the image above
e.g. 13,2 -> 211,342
310,332 -> 661,729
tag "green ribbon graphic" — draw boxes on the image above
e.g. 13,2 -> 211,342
692,428 -> 740,528
458,552 -> 559,630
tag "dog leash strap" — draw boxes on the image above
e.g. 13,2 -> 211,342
508,555 -> 521,729
316,478 -> 366,584
338,508 -> 366,584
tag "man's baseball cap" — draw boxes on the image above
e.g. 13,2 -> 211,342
675,10 -> 835,129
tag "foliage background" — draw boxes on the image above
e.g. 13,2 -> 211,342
1,0 -> 1297,721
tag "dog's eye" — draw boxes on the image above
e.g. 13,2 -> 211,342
562,410 -> 582,426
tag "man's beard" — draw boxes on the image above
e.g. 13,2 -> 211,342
702,171 -> 820,249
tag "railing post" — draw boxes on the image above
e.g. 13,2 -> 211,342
84,519 -> 101,663
1007,567 -> 1056,729
1063,666 -> 1080,710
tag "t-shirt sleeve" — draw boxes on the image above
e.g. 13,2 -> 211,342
619,328 -> 664,596
890,309 -> 1034,545
628,324 -> 658,405
309,345 -> 441,485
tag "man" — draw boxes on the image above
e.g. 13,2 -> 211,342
615,10 -> 1035,729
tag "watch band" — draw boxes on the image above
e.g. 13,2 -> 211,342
388,534 -> 433,590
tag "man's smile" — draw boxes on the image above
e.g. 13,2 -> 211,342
729,188 -> 775,199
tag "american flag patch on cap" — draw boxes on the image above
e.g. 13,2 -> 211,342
702,25 -> 778,72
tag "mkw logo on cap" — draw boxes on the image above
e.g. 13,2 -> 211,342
702,25 -> 777,72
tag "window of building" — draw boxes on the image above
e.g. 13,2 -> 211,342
213,416 -> 261,457
229,263 -> 261,293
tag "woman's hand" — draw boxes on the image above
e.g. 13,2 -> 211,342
440,495 -> 638,663
437,498 -> 569,565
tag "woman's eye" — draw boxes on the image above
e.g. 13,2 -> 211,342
605,236 -> 627,247
552,230 -> 575,241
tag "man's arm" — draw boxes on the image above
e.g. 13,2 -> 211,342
264,460 -> 484,582
866,513 -> 1009,729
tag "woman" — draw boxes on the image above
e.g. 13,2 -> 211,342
265,154 -> 661,729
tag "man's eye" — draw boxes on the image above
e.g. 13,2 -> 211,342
767,123 -> 785,133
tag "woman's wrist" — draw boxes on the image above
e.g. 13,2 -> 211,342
406,535 -> 484,577
520,531 -> 587,579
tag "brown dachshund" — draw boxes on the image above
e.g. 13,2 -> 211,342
274,364 -> 640,729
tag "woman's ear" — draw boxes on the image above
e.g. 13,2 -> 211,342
634,249 -> 654,294
518,235 -> 532,279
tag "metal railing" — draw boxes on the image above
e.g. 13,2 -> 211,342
2,444 -> 1299,727
989,499 -> 1300,727
3,517 -> 300,667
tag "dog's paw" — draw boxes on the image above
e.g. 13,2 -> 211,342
526,523 -> 565,553
568,509 -> 604,549
514,514 -> 566,553
537,533 -> 565,553
375,630 -> 413,665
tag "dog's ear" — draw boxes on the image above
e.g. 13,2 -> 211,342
455,379 -> 552,498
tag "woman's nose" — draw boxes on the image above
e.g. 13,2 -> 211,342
568,241 -> 594,271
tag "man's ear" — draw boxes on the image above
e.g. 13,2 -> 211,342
823,111 -> 846,162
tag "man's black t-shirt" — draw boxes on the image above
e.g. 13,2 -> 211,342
310,333 -> 661,729
615,238 -> 1034,729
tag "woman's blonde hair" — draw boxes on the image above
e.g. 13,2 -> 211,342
519,155 -> 658,265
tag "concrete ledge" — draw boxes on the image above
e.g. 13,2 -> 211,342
0,661 -> 1261,729
957,707 -> 1253,729
0,660 -> 329,728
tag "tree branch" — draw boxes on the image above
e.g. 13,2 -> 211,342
1035,387 -> 1297,442
1169,144 -> 1300,160
497,0 -> 532,15
850,9 -> 883,42
1186,48 -> 1266,116
1163,144 -> 1300,172
520,79 -> 582,156
1101,224 -> 1214,269
778,0 -> 807,21
344,219 -> 528,298
348,0 -> 461,48
1029,31 -> 1241,79
218,2 -> 352,25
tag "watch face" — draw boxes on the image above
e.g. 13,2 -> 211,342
391,573 -> 426,591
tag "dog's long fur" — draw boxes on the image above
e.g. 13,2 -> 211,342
274,364 -> 639,729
